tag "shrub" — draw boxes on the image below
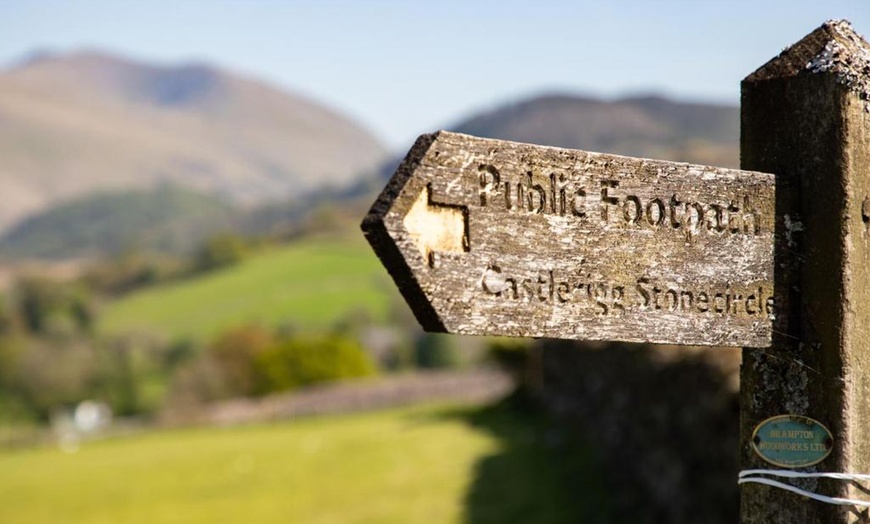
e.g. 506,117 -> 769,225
194,233 -> 249,271
13,277 -> 95,337
82,252 -> 184,296
253,333 -> 376,394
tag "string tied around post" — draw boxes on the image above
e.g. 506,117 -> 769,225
739,469 -> 870,507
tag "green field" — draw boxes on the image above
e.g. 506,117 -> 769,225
99,235 -> 395,342
0,402 -> 609,524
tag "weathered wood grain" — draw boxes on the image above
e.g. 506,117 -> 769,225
363,131 -> 775,347
740,19 -> 870,524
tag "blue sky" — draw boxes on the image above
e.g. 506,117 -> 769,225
1,1 -> 868,149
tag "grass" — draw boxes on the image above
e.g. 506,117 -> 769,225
0,402 -> 610,524
98,234 -> 395,342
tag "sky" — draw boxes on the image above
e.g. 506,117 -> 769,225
0,1 -> 868,150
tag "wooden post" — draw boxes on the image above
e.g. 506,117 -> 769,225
740,20 -> 870,523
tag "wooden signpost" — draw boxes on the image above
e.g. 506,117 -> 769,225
362,19 -> 870,524
739,20 -> 870,524
363,132 -> 775,347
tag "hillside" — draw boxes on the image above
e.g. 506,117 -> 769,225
0,185 -> 238,260
98,235 -> 394,342
451,94 -> 739,168
0,50 -> 389,232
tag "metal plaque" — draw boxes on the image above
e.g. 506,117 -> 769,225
751,414 -> 833,468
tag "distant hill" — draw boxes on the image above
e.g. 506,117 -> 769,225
451,94 -> 738,168
0,50 -> 389,232
0,81 -> 741,261
0,184 -> 381,261
368,93 -> 739,202
0,185 -> 239,260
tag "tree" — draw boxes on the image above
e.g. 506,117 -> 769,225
208,325 -> 275,398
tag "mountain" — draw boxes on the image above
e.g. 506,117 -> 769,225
367,93 -> 739,197
451,94 -> 738,168
0,50 -> 389,232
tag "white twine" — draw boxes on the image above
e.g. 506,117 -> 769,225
739,469 -> 870,507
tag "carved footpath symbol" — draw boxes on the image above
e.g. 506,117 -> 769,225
362,131 -> 776,347
402,185 -> 468,267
